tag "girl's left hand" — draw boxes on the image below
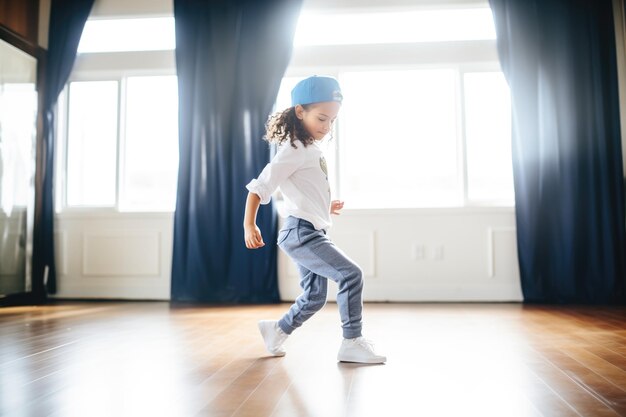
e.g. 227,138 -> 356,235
330,200 -> 344,215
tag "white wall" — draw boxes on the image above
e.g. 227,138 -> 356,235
278,207 -> 522,302
52,207 -> 522,301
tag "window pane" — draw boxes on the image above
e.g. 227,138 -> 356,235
67,81 -> 118,206
464,72 -> 514,203
340,70 -> 459,208
78,17 -> 175,53
121,76 -> 178,211
294,8 -> 496,46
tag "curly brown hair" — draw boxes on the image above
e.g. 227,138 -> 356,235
264,105 -> 315,148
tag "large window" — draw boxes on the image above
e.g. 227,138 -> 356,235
340,69 -> 459,208
276,68 -> 513,208
66,81 -> 118,206
294,8 -> 496,46
122,76 -> 178,211
60,14 -> 179,213
63,76 -> 179,211
78,17 -> 175,53
279,4 -> 514,209
463,72 -> 513,203
62,5 -> 512,212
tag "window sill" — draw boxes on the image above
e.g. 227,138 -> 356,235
55,209 -> 174,220
274,200 -> 514,217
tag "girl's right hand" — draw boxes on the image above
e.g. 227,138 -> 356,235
244,224 -> 265,249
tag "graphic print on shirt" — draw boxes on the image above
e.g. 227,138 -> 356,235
319,156 -> 328,177
320,156 -> 330,197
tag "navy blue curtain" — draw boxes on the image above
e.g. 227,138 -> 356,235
34,0 -> 95,297
171,0 -> 302,303
489,0 -> 626,304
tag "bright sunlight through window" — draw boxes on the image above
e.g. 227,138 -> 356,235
78,17 -> 175,53
67,81 -> 118,206
339,70 -> 459,208
274,69 -> 514,209
464,72 -> 514,204
293,8 -> 496,46
70,6 -> 511,211
122,76 -> 179,211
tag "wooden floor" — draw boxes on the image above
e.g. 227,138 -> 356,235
1,302 -> 626,417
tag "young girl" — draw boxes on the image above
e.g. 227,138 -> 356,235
243,75 -> 386,364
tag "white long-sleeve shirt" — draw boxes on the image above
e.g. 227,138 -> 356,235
246,140 -> 332,231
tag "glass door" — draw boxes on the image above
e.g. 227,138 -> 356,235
0,38 -> 37,298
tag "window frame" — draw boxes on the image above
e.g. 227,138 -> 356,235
56,67 -> 178,214
459,63 -> 515,208
282,61 -> 513,210
57,4 -> 514,214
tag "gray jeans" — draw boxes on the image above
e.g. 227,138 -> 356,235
277,216 -> 363,339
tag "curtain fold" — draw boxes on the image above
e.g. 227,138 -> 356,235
171,0 -> 302,303
34,0 -> 95,297
489,0 -> 626,303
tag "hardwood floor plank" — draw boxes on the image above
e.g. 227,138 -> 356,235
528,346 -> 626,416
2,302 -> 626,417
563,347 -> 626,391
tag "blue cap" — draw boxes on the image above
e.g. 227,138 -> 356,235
291,76 -> 343,106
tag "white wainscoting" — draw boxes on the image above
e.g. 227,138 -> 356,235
52,212 -> 173,299
277,208 -> 523,302
51,208 -> 522,302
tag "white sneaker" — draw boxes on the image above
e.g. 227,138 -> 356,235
258,320 -> 288,356
337,337 -> 386,364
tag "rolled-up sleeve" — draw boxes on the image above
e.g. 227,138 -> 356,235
246,143 -> 305,204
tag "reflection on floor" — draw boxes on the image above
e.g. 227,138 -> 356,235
1,301 -> 625,417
